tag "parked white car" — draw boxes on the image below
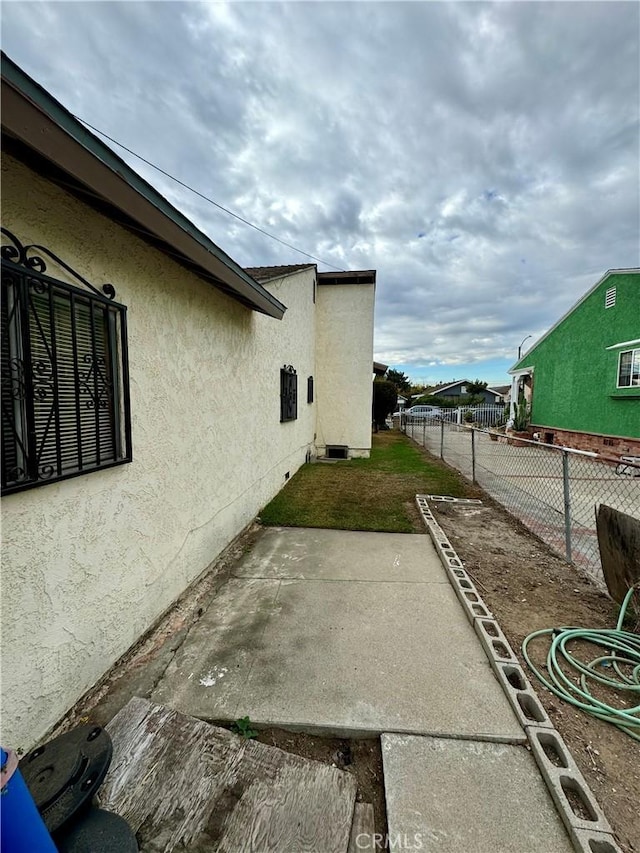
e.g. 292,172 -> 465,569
403,405 -> 442,419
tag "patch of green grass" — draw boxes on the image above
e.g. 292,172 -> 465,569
231,716 -> 258,739
260,430 -> 472,533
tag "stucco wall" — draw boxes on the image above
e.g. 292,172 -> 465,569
514,272 -> 639,440
1,155 -> 318,749
315,282 -> 375,457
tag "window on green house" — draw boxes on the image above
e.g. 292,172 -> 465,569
617,349 -> 640,387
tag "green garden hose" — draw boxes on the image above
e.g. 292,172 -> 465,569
522,584 -> 640,740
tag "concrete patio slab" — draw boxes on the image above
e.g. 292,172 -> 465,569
381,733 -> 574,853
153,528 -> 524,741
233,526 -> 448,583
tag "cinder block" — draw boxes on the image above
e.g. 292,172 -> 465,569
468,598 -> 493,620
415,497 -> 438,528
474,617 -> 519,665
526,725 -> 613,841
492,661 -> 553,729
448,573 -> 490,625
570,828 -> 623,853
418,497 -> 493,618
426,495 -> 483,505
440,546 -> 463,566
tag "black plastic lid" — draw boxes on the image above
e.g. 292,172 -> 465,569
20,724 -> 113,833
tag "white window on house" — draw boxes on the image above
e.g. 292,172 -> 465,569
617,348 -> 640,387
1,230 -> 132,495
605,286 -> 616,308
460,385 -> 466,394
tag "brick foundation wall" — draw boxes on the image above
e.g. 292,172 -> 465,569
531,426 -> 640,458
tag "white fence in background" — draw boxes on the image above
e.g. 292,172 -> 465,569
398,403 -> 508,428
438,404 -> 507,427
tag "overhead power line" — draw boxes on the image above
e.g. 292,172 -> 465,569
74,115 -> 345,272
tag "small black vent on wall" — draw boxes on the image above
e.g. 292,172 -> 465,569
307,376 -> 314,404
326,445 -> 348,460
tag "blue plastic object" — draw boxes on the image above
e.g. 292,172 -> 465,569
1,747 -> 57,852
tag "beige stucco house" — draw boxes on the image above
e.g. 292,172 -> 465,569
1,55 -> 375,749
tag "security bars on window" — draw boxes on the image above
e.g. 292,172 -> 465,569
1,228 -> 132,495
280,365 -> 297,422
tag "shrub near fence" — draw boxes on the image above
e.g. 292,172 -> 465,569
401,416 -> 640,587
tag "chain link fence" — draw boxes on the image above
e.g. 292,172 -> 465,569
401,416 -> 640,587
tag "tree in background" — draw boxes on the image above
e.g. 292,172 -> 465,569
409,384 -> 428,397
465,379 -> 488,396
459,380 -> 489,406
386,368 -> 411,394
372,379 -> 397,431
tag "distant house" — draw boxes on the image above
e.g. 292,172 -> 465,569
509,269 -> 640,456
425,380 -> 503,404
491,385 -> 512,404
373,361 -> 388,377
1,55 -> 375,749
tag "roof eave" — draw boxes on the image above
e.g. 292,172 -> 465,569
246,265 -> 316,284
508,268 -> 640,371
432,379 -> 468,394
1,53 -> 285,320
317,270 -> 376,286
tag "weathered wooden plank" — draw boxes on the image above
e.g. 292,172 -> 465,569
99,697 -> 357,853
347,803 -> 376,853
596,504 -> 640,605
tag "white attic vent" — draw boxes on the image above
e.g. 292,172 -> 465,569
605,286 -> 616,308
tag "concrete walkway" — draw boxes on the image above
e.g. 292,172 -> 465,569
150,526 -> 575,851
153,527 -> 523,741
382,734 -> 573,852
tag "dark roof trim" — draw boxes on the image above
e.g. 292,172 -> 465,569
1,53 -> 285,320
317,270 -> 376,286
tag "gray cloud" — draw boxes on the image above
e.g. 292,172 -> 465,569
2,1 -> 638,378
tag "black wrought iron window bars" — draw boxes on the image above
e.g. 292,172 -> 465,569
1,228 -> 132,495
280,365 -> 297,422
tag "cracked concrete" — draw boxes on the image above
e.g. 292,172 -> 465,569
151,527 -> 524,741
49,523 -> 582,853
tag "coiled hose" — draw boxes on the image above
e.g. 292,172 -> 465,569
522,584 -> 640,740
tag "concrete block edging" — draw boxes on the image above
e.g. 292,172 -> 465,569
414,495 -> 622,853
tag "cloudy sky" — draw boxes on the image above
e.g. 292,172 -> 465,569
3,1 -> 639,386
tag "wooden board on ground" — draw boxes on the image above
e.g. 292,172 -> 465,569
596,504 -> 640,605
100,697 -> 357,853
347,803 -> 376,853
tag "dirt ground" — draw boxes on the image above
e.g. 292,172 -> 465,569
432,499 -> 640,853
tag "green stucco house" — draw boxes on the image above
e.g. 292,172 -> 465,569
509,269 -> 640,456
